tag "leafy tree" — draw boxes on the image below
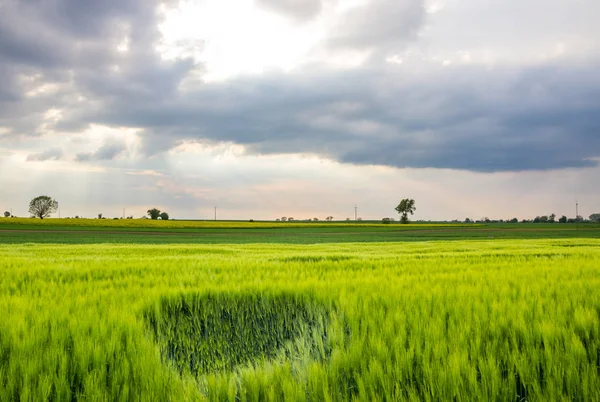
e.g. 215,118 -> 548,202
589,213 -> 600,223
159,212 -> 169,220
313,217 -> 319,221
549,213 -> 556,223
558,215 -> 568,223
3,211 -> 9,217
382,217 -> 391,224
395,199 -> 416,224
281,217 -> 287,222
28,196 -> 58,219
98,213 -> 103,219
326,216 -> 334,221
147,208 -> 161,220
464,218 -> 472,223
510,218 -> 518,223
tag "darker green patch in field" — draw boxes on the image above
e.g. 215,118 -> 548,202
144,293 -> 332,375
279,255 -> 355,263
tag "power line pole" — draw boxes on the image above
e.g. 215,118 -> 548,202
214,206 -> 217,221
354,205 -> 358,221
576,200 -> 579,219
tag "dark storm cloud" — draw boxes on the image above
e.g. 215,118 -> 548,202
1,0 -> 599,172
65,60 -> 600,172
256,0 -> 323,21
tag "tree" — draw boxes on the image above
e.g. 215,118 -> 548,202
159,212 -> 169,220
98,213 -> 103,219
395,198 -> 416,224
28,196 -> 58,219
589,213 -> 600,223
147,208 -> 161,220
382,217 -> 391,224
3,211 -> 9,217
549,213 -> 556,223
558,215 -> 568,223
326,216 -> 334,221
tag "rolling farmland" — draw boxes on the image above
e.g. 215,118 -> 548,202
0,220 -> 599,400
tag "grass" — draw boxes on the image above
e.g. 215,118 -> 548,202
1,217 -> 599,244
0,217 -> 470,229
0,239 -> 599,400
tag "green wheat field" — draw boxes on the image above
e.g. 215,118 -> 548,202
1,220 -> 599,401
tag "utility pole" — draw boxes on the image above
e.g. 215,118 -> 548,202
354,205 -> 358,221
576,201 -> 579,220
214,206 -> 217,221
123,208 -> 125,219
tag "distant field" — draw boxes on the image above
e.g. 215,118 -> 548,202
1,217 -> 599,244
1,239 -> 599,400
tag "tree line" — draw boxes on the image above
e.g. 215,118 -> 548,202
4,196 -> 171,220
3,196 -> 600,223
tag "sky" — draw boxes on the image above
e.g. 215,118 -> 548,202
0,0 -> 599,221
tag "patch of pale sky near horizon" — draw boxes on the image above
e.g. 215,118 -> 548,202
2,133 -> 598,220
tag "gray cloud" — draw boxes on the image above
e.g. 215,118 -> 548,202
256,0 -> 323,21
75,142 -> 126,162
26,148 -> 63,161
62,59 -> 600,172
327,0 -> 424,52
0,0 -> 190,136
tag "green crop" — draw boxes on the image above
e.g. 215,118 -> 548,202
0,239 -> 599,401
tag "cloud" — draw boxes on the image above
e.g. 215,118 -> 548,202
76,142 -> 126,162
58,58 -> 600,172
26,148 -> 63,161
256,0 -> 323,22
0,0 -> 192,136
326,0 -> 425,52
